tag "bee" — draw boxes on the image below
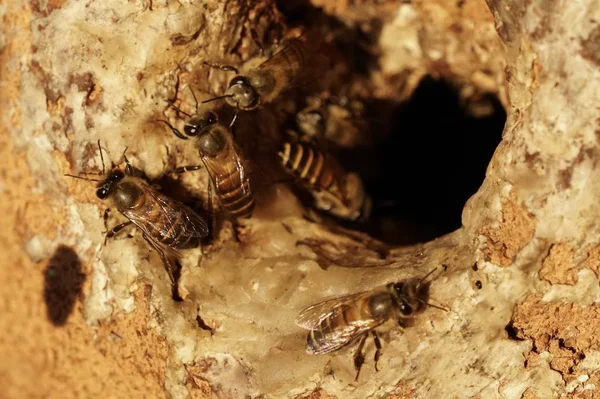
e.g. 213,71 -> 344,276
66,142 -> 209,300
295,268 -> 443,381
203,29 -> 319,114
296,94 -> 367,149
277,141 -> 371,221
160,96 -> 255,224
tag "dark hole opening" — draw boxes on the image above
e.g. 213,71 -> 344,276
271,1 -> 505,247
196,314 -> 215,335
504,321 -> 523,341
350,76 -> 505,245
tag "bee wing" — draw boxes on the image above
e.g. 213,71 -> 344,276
258,30 -> 328,91
142,235 -> 183,300
125,183 -> 209,242
151,190 -> 210,239
296,290 -> 389,354
258,31 -> 309,71
234,155 -> 250,196
295,290 -> 374,330
143,235 -> 181,282
307,312 -> 384,355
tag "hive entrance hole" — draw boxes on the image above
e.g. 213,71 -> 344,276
347,76 -> 506,245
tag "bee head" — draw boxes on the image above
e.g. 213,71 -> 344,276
197,124 -> 228,158
96,169 -> 125,199
226,76 -> 259,110
185,111 -> 218,137
390,283 -> 412,316
391,278 -> 431,316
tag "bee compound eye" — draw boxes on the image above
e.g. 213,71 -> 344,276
184,125 -> 197,136
207,112 -> 218,125
400,302 -> 413,316
394,283 -> 404,295
96,188 -> 108,199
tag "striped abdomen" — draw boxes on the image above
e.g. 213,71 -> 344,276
306,299 -> 374,354
278,142 -> 344,198
214,166 -> 255,220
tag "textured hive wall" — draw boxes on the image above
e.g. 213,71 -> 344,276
1,0 -> 599,398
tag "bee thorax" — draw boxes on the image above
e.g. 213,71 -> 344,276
113,181 -> 144,210
368,292 -> 393,319
197,128 -> 227,158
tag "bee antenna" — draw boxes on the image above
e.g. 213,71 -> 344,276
121,147 -> 132,174
97,140 -> 106,175
417,267 -> 440,288
165,99 -> 192,117
64,174 -> 100,182
202,94 -> 234,104
426,302 -> 449,312
188,86 -> 199,114
158,119 -> 188,140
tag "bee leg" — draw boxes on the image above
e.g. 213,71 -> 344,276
281,221 -> 293,234
104,221 -> 133,245
372,331 -> 382,372
202,61 -> 239,74
231,222 -> 242,243
103,208 -> 111,230
233,220 -> 251,244
324,360 -> 335,380
353,333 -> 368,382
249,26 -> 264,56
165,257 -> 183,302
144,234 -> 183,302
207,181 -> 216,242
